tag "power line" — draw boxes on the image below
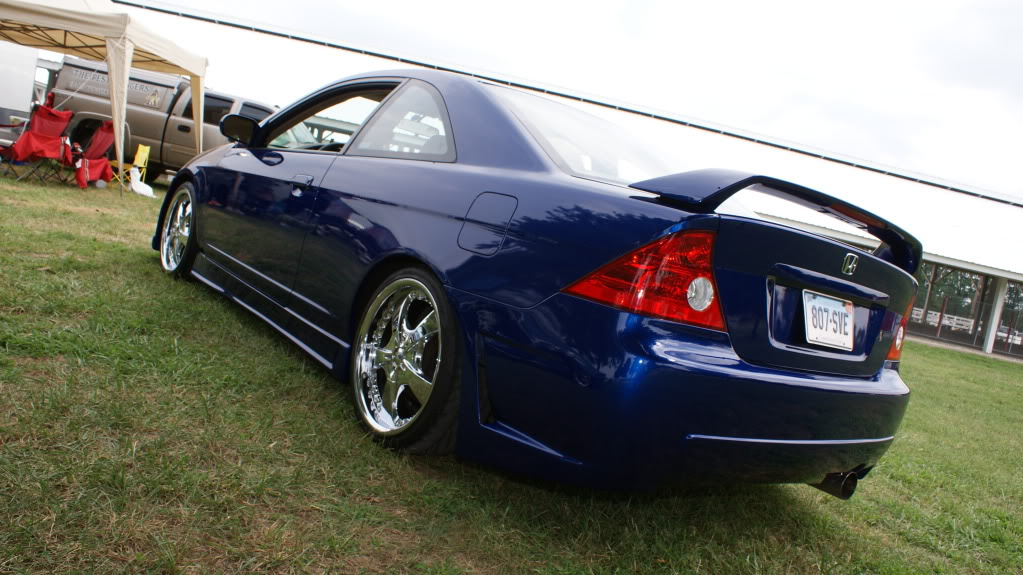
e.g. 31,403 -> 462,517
112,0 -> 1023,209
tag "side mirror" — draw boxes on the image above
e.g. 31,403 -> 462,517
220,114 -> 258,145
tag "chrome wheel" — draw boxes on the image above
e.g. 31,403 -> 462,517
161,187 -> 192,272
353,278 -> 442,435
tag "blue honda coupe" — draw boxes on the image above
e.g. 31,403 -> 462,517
153,69 -> 920,499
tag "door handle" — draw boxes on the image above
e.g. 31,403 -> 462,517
177,124 -> 191,133
291,174 -> 315,197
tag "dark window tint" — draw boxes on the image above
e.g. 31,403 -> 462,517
239,103 -> 273,122
182,95 -> 234,125
349,80 -> 454,162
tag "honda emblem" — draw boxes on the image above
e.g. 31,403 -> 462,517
842,253 -> 859,275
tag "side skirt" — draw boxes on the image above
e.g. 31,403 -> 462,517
190,253 -> 347,371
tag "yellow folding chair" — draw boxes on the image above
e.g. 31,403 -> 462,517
113,144 -> 150,184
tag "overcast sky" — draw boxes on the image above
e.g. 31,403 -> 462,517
118,0 -> 1023,201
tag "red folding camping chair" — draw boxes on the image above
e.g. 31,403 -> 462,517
0,98 -> 74,183
71,120 -> 115,189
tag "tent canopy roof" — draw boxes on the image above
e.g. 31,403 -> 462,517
0,0 -> 206,76
0,0 -> 207,185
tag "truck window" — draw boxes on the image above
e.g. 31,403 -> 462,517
182,95 -> 234,125
239,103 -> 273,122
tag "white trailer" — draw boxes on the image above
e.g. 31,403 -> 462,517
0,42 -> 37,144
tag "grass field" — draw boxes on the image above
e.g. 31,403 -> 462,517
1,177 -> 1021,574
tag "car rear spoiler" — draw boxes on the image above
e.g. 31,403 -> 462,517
630,169 -> 923,275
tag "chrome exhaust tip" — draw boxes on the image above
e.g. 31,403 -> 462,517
809,471 -> 858,500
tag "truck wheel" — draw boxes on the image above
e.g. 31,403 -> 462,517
71,121 -> 100,149
144,164 -> 165,184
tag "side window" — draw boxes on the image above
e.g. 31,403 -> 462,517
264,87 -> 393,151
239,103 -> 274,122
348,80 -> 455,162
182,95 -> 234,125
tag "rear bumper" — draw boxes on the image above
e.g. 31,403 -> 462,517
452,291 -> 910,489
680,434 -> 892,485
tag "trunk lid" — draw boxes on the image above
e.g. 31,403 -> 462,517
631,169 -> 920,377
713,216 -> 915,376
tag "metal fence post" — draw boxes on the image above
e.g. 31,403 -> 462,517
936,296 -> 948,338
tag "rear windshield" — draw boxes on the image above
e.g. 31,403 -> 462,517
487,84 -> 674,185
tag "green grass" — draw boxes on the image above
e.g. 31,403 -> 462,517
1,177 -> 1021,574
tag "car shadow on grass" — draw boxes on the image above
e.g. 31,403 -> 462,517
398,454 -> 855,572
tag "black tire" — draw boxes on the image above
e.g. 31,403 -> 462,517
159,183 -> 199,278
70,121 -> 99,150
143,164 -> 165,185
350,267 -> 461,454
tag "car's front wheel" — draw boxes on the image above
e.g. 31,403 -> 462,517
160,183 -> 198,277
350,268 -> 460,454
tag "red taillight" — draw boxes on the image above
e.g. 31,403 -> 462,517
563,231 -> 726,331
887,301 -> 913,361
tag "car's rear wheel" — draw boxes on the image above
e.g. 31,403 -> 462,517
351,267 -> 460,454
160,183 -> 198,277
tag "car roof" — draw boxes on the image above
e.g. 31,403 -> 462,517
274,68 -> 570,173
333,68 -> 478,91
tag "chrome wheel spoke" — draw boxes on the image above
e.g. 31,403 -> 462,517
177,202 -> 191,235
393,293 -> 415,331
405,309 -> 437,342
405,310 -> 438,368
381,372 -> 401,416
395,366 -> 433,404
374,346 -> 393,365
176,200 -> 187,226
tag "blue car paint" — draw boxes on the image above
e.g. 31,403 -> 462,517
200,148 -> 331,304
156,68 -> 919,489
450,289 -> 909,488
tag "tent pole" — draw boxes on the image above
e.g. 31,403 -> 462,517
105,35 -> 135,196
189,75 -> 204,156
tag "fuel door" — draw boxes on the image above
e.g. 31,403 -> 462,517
457,192 -> 518,256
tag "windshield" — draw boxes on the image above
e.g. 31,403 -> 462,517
488,84 -> 676,185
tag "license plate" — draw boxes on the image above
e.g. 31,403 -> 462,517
802,290 -> 855,351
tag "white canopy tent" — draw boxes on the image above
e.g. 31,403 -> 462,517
0,0 -> 207,185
